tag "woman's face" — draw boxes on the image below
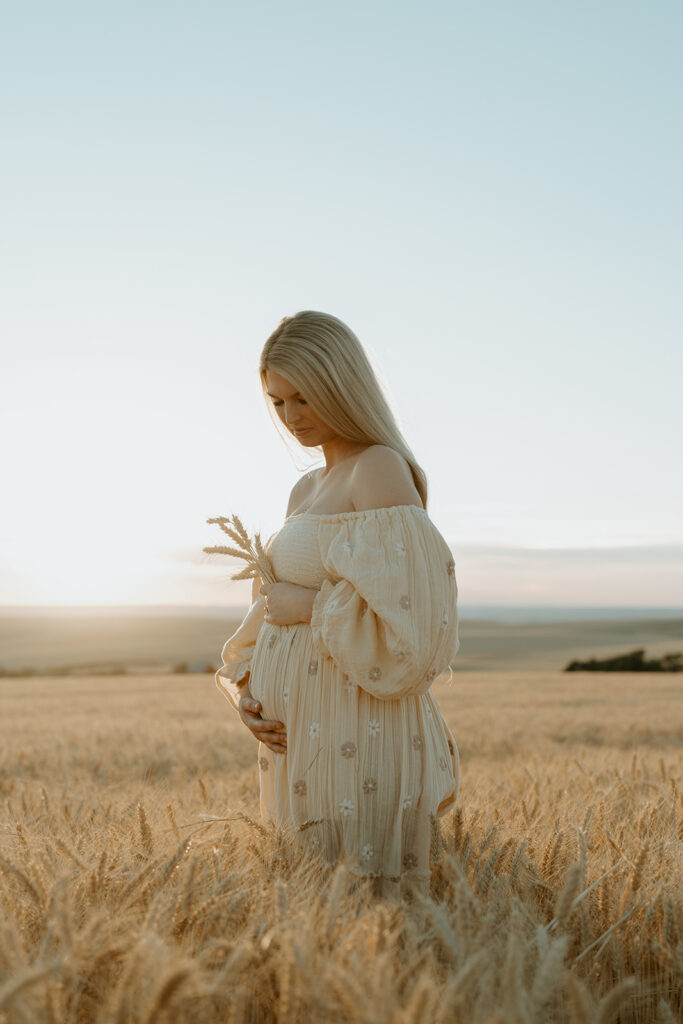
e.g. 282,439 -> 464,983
264,369 -> 334,446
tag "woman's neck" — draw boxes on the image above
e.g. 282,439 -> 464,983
319,439 -> 370,475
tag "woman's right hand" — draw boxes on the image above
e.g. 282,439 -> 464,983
238,686 -> 288,755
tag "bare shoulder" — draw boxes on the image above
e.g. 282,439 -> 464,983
286,468 -> 322,517
351,445 -> 423,511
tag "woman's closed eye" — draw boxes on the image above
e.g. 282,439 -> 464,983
273,399 -> 307,407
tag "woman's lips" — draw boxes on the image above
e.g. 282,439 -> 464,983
293,428 -> 311,435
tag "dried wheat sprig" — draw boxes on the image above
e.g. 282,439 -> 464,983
225,565 -> 255,582
0,853 -> 43,905
564,973 -> 595,1024
137,802 -> 154,857
551,860 -> 583,930
253,533 -> 267,561
298,818 -> 326,832
206,516 -> 248,545
574,903 -> 644,964
203,543 -> 251,559
595,976 -> 637,1024
429,812 -> 444,868
53,837 -> 87,870
140,965 -> 195,1024
204,514 -> 278,584
0,959 -> 64,1010
548,859 -> 622,932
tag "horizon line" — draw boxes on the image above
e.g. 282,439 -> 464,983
1,602 -> 682,612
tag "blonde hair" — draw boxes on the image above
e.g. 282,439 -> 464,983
259,310 -> 428,510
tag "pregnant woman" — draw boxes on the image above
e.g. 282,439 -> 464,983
215,310 -> 460,901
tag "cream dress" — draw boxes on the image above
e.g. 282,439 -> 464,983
215,503 -> 460,900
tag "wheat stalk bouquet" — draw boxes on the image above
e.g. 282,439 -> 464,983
204,514 -> 278,586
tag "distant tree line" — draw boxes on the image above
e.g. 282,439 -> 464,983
564,648 -> 683,672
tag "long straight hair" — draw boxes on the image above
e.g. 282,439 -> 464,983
259,311 -> 428,509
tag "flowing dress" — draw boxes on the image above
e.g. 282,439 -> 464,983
215,503 -> 460,899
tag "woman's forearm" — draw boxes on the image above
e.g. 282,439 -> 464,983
301,587 -> 318,624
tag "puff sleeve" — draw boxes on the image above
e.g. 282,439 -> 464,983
215,574 -> 266,712
309,505 -> 459,700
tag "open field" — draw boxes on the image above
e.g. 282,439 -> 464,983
0,612 -> 681,674
0,671 -> 681,1022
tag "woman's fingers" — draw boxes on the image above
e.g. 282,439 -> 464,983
241,698 -> 262,713
253,727 -> 287,753
240,711 -> 287,749
257,728 -> 287,744
237,695 -> 286,752
260,718 -> 286,733
264,740 -> 288,755
243,711 -> 285,733
252,726 -> 287,747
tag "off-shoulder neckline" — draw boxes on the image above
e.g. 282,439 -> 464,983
285,503 -> 428,523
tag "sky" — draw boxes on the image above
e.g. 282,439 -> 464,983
1,1 -> 682,610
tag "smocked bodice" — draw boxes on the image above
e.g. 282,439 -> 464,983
264,514 -> 329,588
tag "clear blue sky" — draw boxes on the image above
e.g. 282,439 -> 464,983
2,1 -> 681,608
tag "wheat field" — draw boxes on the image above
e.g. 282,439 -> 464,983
0,671 -> 681,1023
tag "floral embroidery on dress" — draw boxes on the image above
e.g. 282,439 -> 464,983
227,505 -> 460,884
446,558 -> 456,577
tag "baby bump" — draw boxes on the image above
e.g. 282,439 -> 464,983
249,622 -> 312,725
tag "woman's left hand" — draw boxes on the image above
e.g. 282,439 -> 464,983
259,582 -> 317,625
